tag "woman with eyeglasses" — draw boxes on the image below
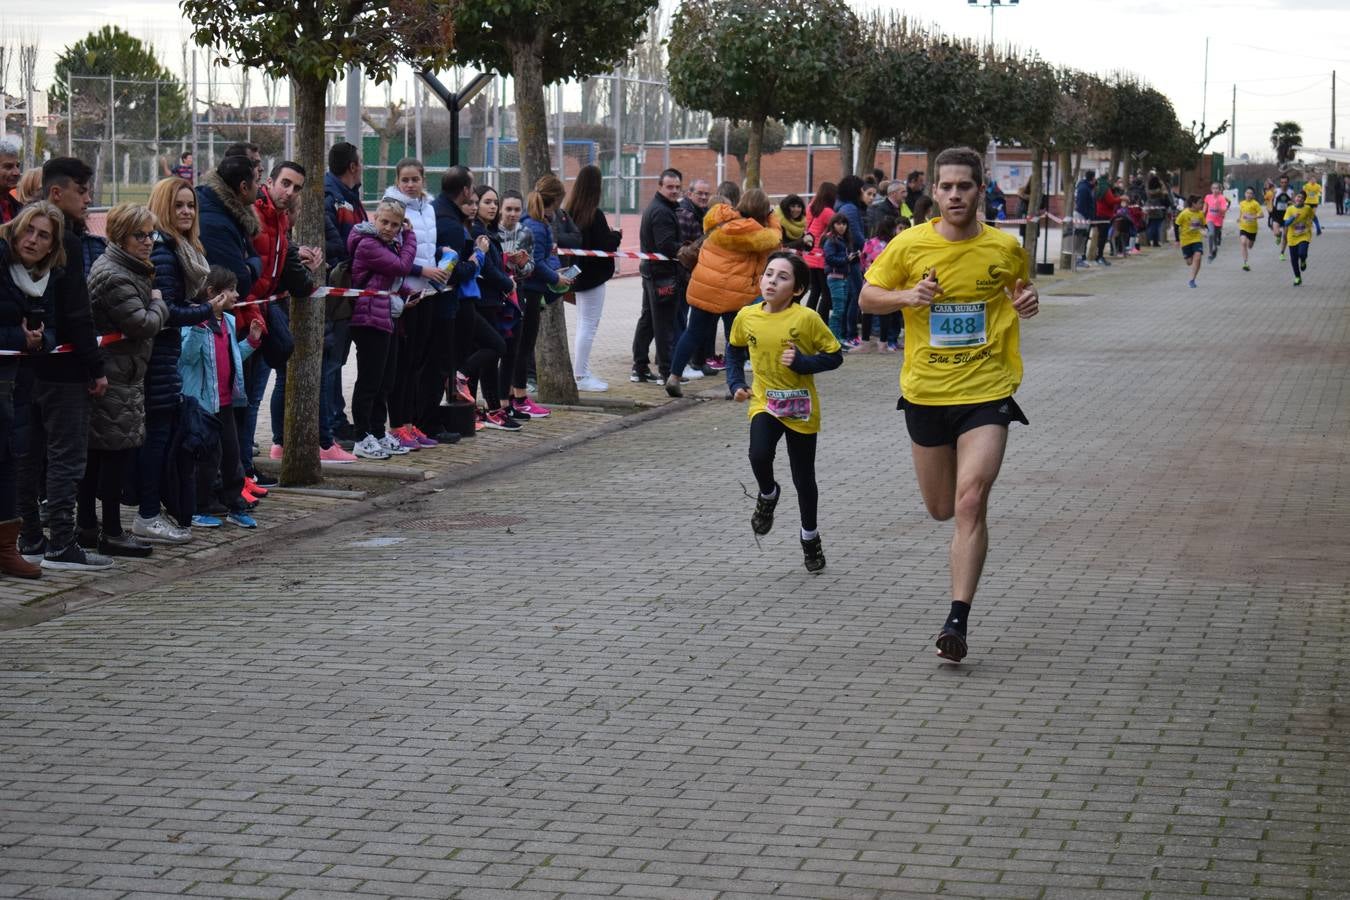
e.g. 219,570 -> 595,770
81,203 -> 170,558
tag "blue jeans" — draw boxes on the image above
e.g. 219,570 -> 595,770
237,350 -> 270,474
136,410 -> 174,519
826,277 -> 848,341
846,262 -> 862,340
670,306 -> 737,379
1145,218 -> 1163,246
321,318 -> 349,446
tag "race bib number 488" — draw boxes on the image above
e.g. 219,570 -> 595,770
929,302 -> 987,349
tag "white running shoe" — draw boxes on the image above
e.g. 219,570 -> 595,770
681,366 -> 705,379
353,434 -> 391,460
575,374 -> 609,392
377,433 -> 411,455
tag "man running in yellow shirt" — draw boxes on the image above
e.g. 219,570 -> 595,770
860,146 -> 1039,663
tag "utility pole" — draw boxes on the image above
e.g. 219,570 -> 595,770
1201,37 -> 1209,136
1230,84 -> 1236,159
1332,70 -> 1337,149
345,65 -> 361,147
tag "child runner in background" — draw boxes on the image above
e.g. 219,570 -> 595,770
725,252 -> 843,574
347,198 -> 418,460
1283,191 -> 1315,286
1175,195 -> 1206,289
859,216 -> 900,353
1237,188 -> 1262,272
1203,181 -> 1229,262
1303,174 -> 1323,236
822,213 -> 852,345
177,266 -> 262,529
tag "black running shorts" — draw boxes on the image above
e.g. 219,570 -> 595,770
896,396 -> 1029,448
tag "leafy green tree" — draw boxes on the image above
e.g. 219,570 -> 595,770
985,48 -> 1059,251
50,26 -> 189,199
898,31 -> 992,180
668,0 -> 858,189
1271,121 -> 1302,165
848,13 -> 925,178
707,119 -> 786,182
451,0 -> 658,406
181,0 -> 457,486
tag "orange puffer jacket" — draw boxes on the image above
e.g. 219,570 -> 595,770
685,204 -> 783,315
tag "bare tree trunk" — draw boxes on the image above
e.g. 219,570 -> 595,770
280,75 -> 327,486
926,147 -> 939,187
468,93 -> 488,169
838,127 -> 855,179
508,38 -> 578,406
1023,144 -> 1044,255
855,126 -> 880,177
1058,148 -> 1075,272
744,116 -> 765,189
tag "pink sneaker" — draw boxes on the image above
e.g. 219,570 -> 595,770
513,397 -> 551,418
407,424 -> 438,447
389,426 -> 420,450
319,442 -> 357,463
454,373 -> 474,404
269,444 -> 284,459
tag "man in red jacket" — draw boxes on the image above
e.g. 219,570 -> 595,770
237,161 -> 323,490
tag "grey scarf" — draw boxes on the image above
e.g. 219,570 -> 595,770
173,235 -> 210,300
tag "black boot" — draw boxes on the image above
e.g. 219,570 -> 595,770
751,485 -> 779,536
801,535 -> 826,573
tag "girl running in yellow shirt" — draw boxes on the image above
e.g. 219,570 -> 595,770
726,252 -> 843,573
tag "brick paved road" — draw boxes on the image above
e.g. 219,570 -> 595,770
2,226 -> 1348,898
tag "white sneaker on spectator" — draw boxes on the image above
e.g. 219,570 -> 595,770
353,434 -> 390,460
575,374 -> 609,392
377,433 -> 411,455
132,514 -> 192,545
681,366 -> 705,379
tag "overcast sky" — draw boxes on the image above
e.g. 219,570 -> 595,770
2,0 -> 1347,161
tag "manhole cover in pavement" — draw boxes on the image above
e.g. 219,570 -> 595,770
400,514 -> 526,531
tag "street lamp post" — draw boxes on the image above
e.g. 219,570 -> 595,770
967,0 -> 1019,45
967,0 -> 1020,204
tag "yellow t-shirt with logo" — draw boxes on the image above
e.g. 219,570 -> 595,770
1175,208 -> 1206,246
1284,205 -> 1315,246
863,221 -> 1029,406
1304,181 -> 1322,206
729,302 -> 841,435
1238,199 -> 1262,235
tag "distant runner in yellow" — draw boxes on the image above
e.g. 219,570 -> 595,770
860,146 -> 1039,663
1303,174 -> 1324,236
1283,191 -> 1315,286
1237,188 -> 1262,272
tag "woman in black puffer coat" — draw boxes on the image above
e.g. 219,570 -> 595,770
136,177 -> 215,543
80,204 -> 170,558
0,202 -> 63,579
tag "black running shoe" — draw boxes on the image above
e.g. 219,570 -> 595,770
935,626 -> 968,662
99,531 -> 153,558
751,486 -> 779,536
42,542 -> 114,571
630,368 -> 659,384
801,536 -> 825,573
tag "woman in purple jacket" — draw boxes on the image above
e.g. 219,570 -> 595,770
347,199 -> 418,461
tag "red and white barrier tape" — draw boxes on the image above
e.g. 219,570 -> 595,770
1,331 -> 127,357
556,248 -> 673,261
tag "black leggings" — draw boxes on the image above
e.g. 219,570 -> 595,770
748,412 -> 819,532
78,447 -> 132,536
806,268 -> 829,319
389,301 -> 431,428
351,326 -> 397,439
512,291 -> 545,391
460,304 -> 507,409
